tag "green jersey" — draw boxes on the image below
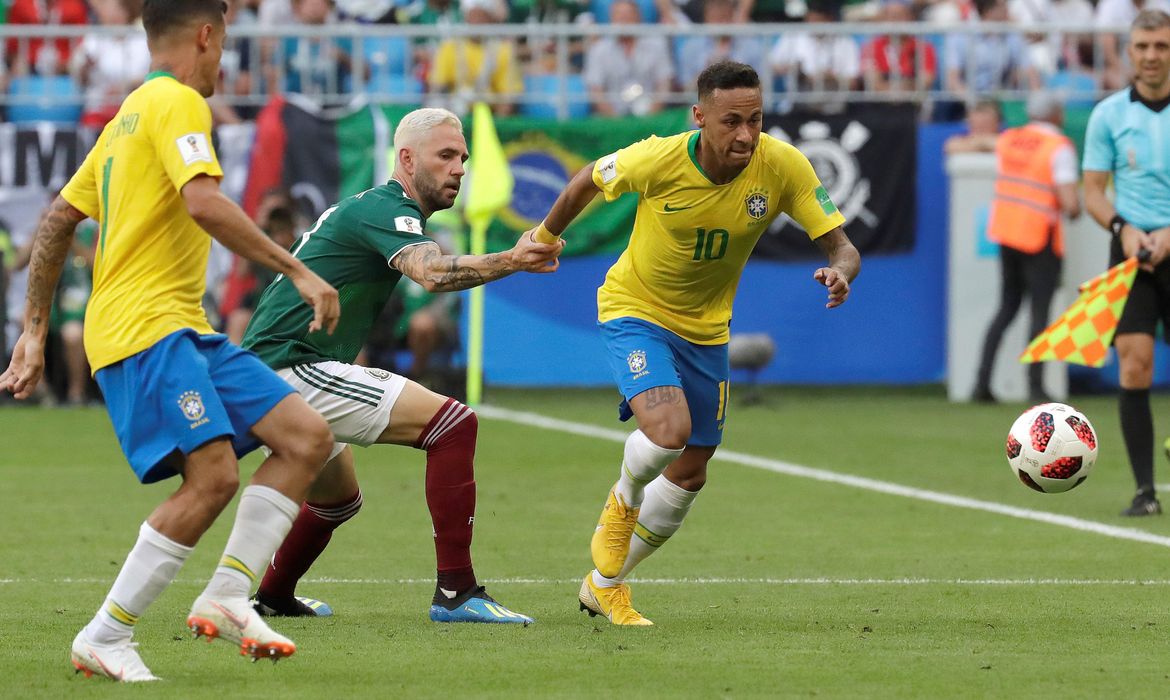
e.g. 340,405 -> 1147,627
242,180 -> 431,368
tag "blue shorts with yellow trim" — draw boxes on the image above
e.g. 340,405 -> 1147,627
95,329 -> 295,484
599,317 -> 730,447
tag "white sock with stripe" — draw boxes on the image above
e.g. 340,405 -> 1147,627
596,475 -> 700,588
84,522 -> 193,645
200,485 -> 299,601
614,430 -> 684,508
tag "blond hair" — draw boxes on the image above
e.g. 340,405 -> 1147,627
393,108 -> 463,154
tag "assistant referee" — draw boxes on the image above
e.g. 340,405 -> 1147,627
1083,9 -> 1170,516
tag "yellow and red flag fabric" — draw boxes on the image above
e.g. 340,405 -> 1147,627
1020,257 -> 1139,367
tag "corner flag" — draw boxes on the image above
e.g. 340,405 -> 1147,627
465,103 -> 513,231
1020,257 -> 1139,368
465,103 -> 513,406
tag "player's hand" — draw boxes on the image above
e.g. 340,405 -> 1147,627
1121,224 -> 1154,270
513,230 -> 564,273
1145,226 -> 1170,269
0,332 -> 46,400
814,267 -> 850,308
290,268 -> 340,334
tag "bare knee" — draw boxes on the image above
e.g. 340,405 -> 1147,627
639,415 -> 690,450
181,453 -> 241,512
1118,340 -> 1155,388
278,414 -> 334,472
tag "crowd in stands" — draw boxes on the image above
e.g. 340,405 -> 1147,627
0,0 -> 1158,124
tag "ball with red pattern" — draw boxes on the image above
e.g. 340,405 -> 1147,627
1005,403 -> 1098,494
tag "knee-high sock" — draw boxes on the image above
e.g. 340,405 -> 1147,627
417,398 -> 479,596
201,485 -> 300,601
1120,388 -> 1155,494
594,475 -> 700,588
257,491 -> 363,601
84,522 -> 193,645
614,430 -> 684,508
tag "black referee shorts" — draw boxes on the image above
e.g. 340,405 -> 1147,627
1111,237 -> 1170,340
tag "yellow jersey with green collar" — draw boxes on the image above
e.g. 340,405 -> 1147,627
61,71 -> 223,372
592,130 -> 845,345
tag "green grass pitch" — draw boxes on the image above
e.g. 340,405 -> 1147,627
3,386 -> 1170,698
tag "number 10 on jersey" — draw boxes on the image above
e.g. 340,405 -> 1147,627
692,228 -> 729,261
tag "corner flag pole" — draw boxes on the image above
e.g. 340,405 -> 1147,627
463,103 -> 513,407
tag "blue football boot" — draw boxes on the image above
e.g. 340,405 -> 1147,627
429,585 -> 534,625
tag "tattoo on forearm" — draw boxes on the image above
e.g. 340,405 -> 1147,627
394,243 -> 513,292
642,386 -> 684,411
25,198 -> 85,331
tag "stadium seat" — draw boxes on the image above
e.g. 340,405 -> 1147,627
362,36 -> 411,76
589,0 -> 658,22
366,73 -> 424,103
1045,70 -> 1098,111
521,74 -> 589,118
6,75 -> 83,124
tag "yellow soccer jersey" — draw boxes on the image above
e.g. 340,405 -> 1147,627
61,72 -> 223,371
593,130 -> 845,344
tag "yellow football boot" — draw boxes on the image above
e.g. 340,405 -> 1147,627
578,574 -> 653,626
590,485 -> 639,578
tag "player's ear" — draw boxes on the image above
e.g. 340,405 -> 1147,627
692,103 -> 704,127
197,22 -> 213,51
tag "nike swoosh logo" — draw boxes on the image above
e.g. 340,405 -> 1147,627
440,587 -> 458,599
211,600 -> 249,629
662,204 -> 692,213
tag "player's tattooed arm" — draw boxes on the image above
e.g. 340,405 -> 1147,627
813,227 -> 861,309
392,234 -> 562,292
24,196 -> 87,336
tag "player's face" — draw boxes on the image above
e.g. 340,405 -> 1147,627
1130,27 -> 1170,90
412,124 -> 469,212
695,87 -> 763,169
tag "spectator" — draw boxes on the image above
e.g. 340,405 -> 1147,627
429,0 -> 522,115
271,0 -> 358,100
211,0 -> 258,123
943,98 -> 1002,153
675,0 -> 768,90
944,0 -> 1038,103
71,0 -> 150,129
5,0 -> 88,76
1009,0 -> 1095,78
584,0 -> 674,116
861,0 -> 938,93
769,1 -> 861,95
1096,0 -> 1170,89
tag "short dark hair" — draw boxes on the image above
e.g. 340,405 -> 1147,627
697,61 -> 761,102
142,0 -> 226,40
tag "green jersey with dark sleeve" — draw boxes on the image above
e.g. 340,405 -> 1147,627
242,180 -> 431,368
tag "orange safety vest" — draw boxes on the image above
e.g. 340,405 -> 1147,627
988,124 -> 1073,257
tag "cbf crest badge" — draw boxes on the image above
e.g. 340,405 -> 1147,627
178,390 -> 206,423
745,192 -> 768,220
627,350 -> 647,375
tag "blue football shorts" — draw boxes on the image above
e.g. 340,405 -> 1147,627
95,329 -> 295,484
599,317 -> 730,447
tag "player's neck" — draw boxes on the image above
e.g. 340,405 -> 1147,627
694,135 -> 745,185
1135,79 -> 1170,103
390,174 -> 433,217
149,55 -> 198,90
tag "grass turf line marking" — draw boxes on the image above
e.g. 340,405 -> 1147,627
478,405 -> 1170,550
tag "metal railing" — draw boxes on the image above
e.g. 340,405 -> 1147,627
0,21 -> 1131,121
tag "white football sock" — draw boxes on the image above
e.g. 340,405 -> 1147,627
613,430 -> 684,508
614,475 -> 700,583
85,522 -> 193,645
200,485 -> 299,601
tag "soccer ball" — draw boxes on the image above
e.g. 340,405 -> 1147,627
1005,403 -> 1098,493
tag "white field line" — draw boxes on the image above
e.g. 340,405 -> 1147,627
478,405 -> 1170,550
6,577 -> 1170,586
